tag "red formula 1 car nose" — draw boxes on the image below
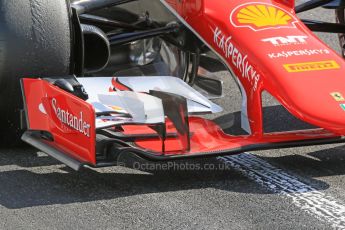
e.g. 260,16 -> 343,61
15,0 -> 345,171
273,64 -> 345,134
258,38 -> 345,134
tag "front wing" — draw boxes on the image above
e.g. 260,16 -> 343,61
21,77 -> 345,170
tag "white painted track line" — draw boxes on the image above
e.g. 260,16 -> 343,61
219,153 -> 345,229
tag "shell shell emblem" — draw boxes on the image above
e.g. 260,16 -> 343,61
230,3 -> 298,31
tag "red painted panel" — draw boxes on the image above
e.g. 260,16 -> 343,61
163,0 -> 345,135
22,79 -> 96,164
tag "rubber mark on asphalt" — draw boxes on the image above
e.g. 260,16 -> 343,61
219,153 -> 345,229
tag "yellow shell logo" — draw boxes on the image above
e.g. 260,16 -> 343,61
231,3 -> 297,31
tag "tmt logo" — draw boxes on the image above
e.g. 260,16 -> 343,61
261,36 -> 308,46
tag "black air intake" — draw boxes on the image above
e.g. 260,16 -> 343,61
81,24 -> 110,73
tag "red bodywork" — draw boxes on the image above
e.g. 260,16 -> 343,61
21,76 -> 339,160
20,0 -> 345,168
163,0 -> 345,135
22,79 -> 96,165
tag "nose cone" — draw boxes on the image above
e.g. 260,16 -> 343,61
275,63 -> 345,134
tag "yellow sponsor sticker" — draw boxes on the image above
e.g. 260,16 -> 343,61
330,92 -> 345,102
236,5 -> 292,28
230,3 -> 298,31
283,60 -> 340,73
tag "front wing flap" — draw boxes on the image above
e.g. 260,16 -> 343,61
20,77 -> 345,170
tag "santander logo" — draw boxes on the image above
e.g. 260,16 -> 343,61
51,98 -> 91,137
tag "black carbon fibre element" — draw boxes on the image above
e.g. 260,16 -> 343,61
195,76 -> 223,97
72,0 -> 138,15
54,79 -> 74,93
97,129 -> 179,142
301,19 -> 345,33
45,76 -> 89,100
150,90 -> 190,152
110,135 -> 345,162
79,14 -> 143,30
22,131 -> 84,171
71,7 -> 84,76
108,24 -> 179,46
295,0 -> 334,13
22,131 -> 345,170
81,24 -> 110,73
322,0 -> 345,8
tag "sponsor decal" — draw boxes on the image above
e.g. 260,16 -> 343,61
268,49 -> 330,59
262,36 -> 307,46
283,60 -> 340,72
340,104 -> 345,111
110,105 -> 125,111
213,27 -> 260,91
330,92 -> 345,102
230,2 -> 298,31
51,98 -> 91,137
109,77 -> 131,92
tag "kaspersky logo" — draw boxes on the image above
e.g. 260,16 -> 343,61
230,2 -> 298,31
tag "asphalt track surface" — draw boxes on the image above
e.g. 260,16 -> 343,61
1,2 -> 345,230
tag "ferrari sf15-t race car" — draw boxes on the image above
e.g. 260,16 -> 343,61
2,0 -> 345,170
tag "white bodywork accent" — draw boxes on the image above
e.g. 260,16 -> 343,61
78,76 -> 222,114
38,103 -> 47,115
92,91 -> 165,129
238,82 -> 251,134
78,76 -> 223,128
